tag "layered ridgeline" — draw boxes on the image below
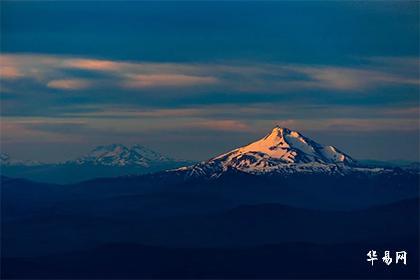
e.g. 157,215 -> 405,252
2,128 -> 419,278
1,144 -> 190,183
2,127 -> 418,183
174,126 -> 394,178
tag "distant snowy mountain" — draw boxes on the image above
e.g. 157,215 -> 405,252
2,136 -> 417,184
1,145 -> 191,183
72,144 -> 173,167
0,152 -> 10,164
174,126 -> 387,178
0,152 -> 43,166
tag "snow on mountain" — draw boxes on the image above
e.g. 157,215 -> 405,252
0,152 -> 43,166
1,153 -> 10,164
174,126 -> 382,178
214,126 -> 354,165
73,144 -> 174,167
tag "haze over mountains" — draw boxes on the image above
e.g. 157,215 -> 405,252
73,144 -> 175,167
1,143 -> 177,166
2,127 -> 419,279
1,144 -> 191,183
1,127 -> 419,183
173,126 -> 417,178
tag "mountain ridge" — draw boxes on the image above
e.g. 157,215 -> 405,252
72,143 -> 174,167
172,126 -> 388,178
1,144 -> 180,167
0,144 -> 191,184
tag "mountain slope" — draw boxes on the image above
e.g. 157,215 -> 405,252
175,126 -> 384,177
0,152 -> 42,166
1,145 -> 191,184
218,126 -> 354,164
1,152 -> 10,164
72,144 -> 173,167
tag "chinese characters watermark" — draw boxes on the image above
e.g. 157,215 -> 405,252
367,250 -> 407,266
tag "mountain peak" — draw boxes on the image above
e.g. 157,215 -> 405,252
94,143 -> 126,151
271,125 -> 292,133
231,126 -> 329,163
262,126 -> 300,144
0,152 -> 43,166
1,152 -> 10,163
74,144 -> 173,167
179,127 -> 356,177
270,126 -> 306,137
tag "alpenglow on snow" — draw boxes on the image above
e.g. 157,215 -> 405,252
175,126 -> 362,177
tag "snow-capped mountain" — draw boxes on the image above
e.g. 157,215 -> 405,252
73,144 -> 173,167
1,153 -> 10,164
174,126 -> 380,177
0,152 -> 43,166
1,145 -> 191,183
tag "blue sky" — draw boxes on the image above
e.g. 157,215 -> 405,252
1,1 -> 419,161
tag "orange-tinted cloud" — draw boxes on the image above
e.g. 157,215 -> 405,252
283,66 -> 420,91
47,79 -> 92,90
1,53 -> 418,93
1,66 -> 22,79
63,59 -> 122,71
186,120 -> 251,131
122,74 -> 218,88
273,118 -> 419,131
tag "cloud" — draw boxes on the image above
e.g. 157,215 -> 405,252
289,66 -> 419,91
364,56 -> 420,72
1,119 -> 87,144
122,74 -> 218,88
185,120 -> 251,132
0,54 -> 60,82
61,107 -> 204,118
35,103 -> 420,129
1,66 -> 23,79
383,106 -> 420,117
1,53 -> 418,95
63,59 -> 122,71
47,79 -> 92,90
272,118 -> 419,132
3,115 -> 417,151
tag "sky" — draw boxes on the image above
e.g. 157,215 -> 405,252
1,1 -> 419,162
